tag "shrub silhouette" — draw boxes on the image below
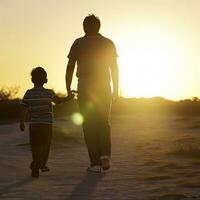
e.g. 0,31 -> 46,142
0,87 -> 19,100
0,87 -> 20,121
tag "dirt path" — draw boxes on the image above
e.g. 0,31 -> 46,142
1,115 -> 200,200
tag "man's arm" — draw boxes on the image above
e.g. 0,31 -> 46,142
65,58 -> 76,95
19,105 -> 28,131
110,58 -> 119,101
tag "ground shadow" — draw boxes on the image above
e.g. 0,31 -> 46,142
67,173 -> 104,200
0,176 -> 33,197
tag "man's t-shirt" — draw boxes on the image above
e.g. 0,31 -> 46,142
68,34 -> 118,83
21,87 -> 56,124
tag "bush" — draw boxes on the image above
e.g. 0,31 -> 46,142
0,87 -> 19,100
0,87 -> 20,121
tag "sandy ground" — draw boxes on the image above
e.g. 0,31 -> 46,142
1,114 -> 200,200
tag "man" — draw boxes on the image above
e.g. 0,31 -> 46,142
66,14 -> 119,173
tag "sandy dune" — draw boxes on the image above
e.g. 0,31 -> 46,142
1,114 -> 200,200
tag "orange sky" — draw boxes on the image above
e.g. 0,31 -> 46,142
1,0 -> 200,100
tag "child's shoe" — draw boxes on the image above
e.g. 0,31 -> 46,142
30,161 -> 34,170
40,166 -> 50,172
31,168 -> 39,178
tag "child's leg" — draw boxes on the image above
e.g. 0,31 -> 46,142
40,124 -> 52,168
29,124 -> 43,169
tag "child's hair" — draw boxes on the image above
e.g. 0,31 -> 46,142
31,67 -> 47,86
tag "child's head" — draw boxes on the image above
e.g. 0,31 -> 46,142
31,67 -> 47,87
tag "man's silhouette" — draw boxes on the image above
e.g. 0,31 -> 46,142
66,14 -> 119,173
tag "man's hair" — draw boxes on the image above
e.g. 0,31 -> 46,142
83,14 -> 101,34
31,67 -> 47,86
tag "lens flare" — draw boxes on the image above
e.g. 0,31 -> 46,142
71,112 -> 84,125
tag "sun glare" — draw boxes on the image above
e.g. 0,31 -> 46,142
117,29 -> 186,99
71,112 -> 84,126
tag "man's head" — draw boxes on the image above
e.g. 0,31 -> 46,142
31,67 -> 47,87
83,14 -> 101,34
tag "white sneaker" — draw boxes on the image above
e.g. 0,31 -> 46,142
87,165 -> 104,174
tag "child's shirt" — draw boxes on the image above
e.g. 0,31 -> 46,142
21,87 -> 56,124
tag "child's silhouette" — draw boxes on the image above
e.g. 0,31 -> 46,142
20,67 -> 74,178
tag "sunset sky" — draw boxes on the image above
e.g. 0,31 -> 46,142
1,0 -> 200,100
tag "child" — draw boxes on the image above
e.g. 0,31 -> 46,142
20,67 -> 74,178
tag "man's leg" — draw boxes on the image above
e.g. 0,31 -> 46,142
78,94 -> 101,167
98,119 -> 111,158
96,92 -> 112,169
82,121 -> 101,166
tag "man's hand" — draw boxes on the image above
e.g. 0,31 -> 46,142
64,91 -> 75,101
112,91 -> 119,103
67,90 -> 73,98
20,121 -> 25,131
71,90 -> 78,99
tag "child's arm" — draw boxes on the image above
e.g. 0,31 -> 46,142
19,105 -> 28,131
52,93 -> 75,104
